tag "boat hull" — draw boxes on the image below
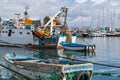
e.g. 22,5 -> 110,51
60,42 -> 95,51
63,46 -> 85,51
0,29 -> 37,45
4,54 -> 93,80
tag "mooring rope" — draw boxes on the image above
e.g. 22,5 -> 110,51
33,49 -> 120,68
93,72 -> 120,77
80,38 -> 90,45
0,43 -> 120,68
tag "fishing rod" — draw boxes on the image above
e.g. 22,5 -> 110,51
0,42 -> 120,68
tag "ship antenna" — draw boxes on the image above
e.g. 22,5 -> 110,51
14,13 -> 21,27
15,13 -> 21,20
24,5 -> 30,18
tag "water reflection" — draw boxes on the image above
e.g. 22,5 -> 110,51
33,49 -> 96,61
57,49 -> 96,59
0,66 -> 13,80
1,37 -> 120,80
33,49 -> 59,60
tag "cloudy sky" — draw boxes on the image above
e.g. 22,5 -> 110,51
0,0 -> 120,28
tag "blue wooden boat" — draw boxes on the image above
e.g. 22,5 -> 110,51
4,53 -> 93,80
60,42 -> 95,51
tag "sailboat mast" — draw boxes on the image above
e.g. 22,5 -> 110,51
90,16 -> 93,28
96,10 -> 101,29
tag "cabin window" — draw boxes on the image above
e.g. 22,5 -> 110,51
19,32 -> 22,34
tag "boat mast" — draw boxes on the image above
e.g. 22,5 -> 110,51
43,7 -> 69,36
24,5 -> 29,18
96,10 -> 101,30
90,16 -> 93,29
61,7 -> 72,42
60,7 -> 68,32
62,7 -> 68,27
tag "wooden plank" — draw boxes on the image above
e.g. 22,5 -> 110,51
0,63 -> 35,80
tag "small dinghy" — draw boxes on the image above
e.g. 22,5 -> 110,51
4,53 -> 93,80
60,42 -> 95,51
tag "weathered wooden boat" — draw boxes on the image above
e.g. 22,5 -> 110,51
4,53 -> 93,80
60,42 -> 95,51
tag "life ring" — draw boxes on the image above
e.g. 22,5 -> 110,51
73,71 -> 90,80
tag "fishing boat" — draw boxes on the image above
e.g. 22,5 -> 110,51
0,6 -> 75,49
4,53 -> 93,80
60,42 -> 95,51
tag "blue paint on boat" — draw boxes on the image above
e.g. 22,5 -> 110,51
60,41 -> 95,51
8,54 -> 88,65
59,33 -> 66,37
38,38 -> 44,45
8,54 -> 35,61
60,42 -> 87,47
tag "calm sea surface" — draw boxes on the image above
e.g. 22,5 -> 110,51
0,37 -> 120,80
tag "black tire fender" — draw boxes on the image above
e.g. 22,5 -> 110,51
74,71 -> 90,80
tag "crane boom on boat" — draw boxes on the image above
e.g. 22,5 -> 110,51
33,7 -> 71,39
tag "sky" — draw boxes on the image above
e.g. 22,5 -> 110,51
0,0 -> 120,29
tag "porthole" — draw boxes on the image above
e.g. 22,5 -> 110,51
19,32 -> 22,34
12,32 -> 15,34
27,32 -> 30,35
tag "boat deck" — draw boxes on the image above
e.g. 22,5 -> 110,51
0,62 -> 35,80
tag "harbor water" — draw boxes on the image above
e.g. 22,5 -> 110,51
0,37 -> 120,80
